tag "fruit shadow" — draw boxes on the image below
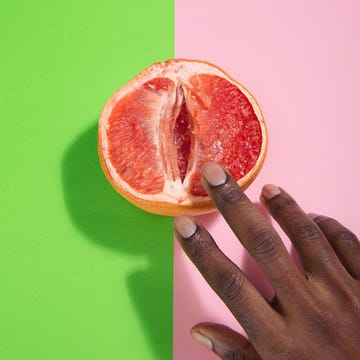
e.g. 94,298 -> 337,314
61,123 -> 173,360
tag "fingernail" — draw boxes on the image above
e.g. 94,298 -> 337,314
190,330 -> 213,350
174,216 -> 197,239
262,184 -> 281,200
202,162 -> 227,186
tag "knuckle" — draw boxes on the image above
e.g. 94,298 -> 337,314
312,215 -> 333,226
313,248 -> 335,268
270,194 -> 297,213
187,230 -> 214,265
291,220 -> 322,244
222,352 -> 248,360
307,308 -> 344,339
215,182 -> 246,208
331,229 -> 359,248
275,275 -> 297,298
308,307 -> 332,328
301,296 -> 339,331
216,270 -> 246,302
250,228 -> 279,263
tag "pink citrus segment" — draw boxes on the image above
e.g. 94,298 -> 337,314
107,77 -> 175,194
186,74 -> 262,196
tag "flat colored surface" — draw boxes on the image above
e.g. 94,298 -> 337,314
3,1 -> 360,359
174,1 -> 360,359
0,1 -> 173,359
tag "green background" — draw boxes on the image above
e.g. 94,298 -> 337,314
0,0 -> 174,359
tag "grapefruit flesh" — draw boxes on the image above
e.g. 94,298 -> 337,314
99,59 -> 267,215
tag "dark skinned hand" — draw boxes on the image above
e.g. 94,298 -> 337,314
174,162 -> 360,360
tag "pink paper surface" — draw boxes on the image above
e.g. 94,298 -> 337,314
174,1 -> 360,359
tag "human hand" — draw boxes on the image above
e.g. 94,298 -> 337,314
174,162 -> 360,360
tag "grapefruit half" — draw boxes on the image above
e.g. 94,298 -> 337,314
98,59 -> 267,216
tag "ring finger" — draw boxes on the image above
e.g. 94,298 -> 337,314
311,214 -> 360,279
260,185 -> 349,281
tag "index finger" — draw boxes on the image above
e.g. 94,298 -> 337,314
174,216 -> 281,341
201,162 -> 305,299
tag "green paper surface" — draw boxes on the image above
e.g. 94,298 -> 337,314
0,1 -> 174,359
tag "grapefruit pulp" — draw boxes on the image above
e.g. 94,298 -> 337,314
98,59 -> 267,216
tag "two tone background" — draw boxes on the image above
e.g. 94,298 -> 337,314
1,1 -> 360,359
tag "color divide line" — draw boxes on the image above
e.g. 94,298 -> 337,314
174,0 -> 360,359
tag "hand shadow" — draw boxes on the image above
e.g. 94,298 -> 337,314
61,123 -> 173,360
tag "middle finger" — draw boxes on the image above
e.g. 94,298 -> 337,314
201,163 -> 305,299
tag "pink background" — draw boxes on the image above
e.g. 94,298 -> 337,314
174,0 -> 360,359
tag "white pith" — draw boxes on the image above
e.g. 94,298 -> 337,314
99,59 -> 266,205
